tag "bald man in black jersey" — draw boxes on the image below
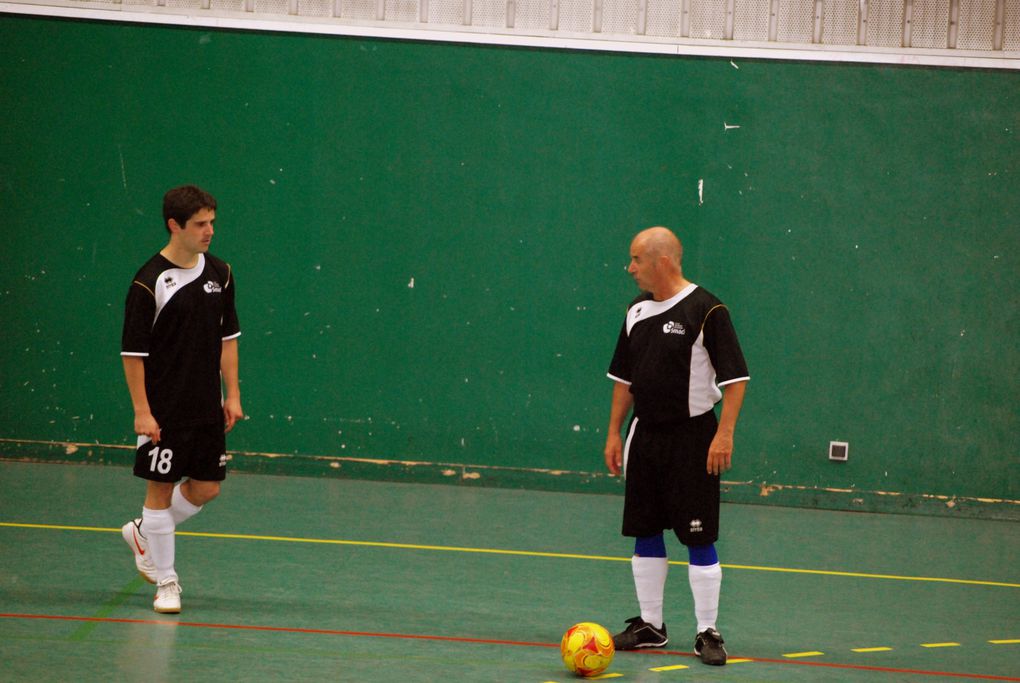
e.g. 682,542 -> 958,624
604,227 -> 749,666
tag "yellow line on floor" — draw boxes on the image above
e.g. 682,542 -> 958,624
718,561 -> 1020,588
783,651 -> 825,658
852,646 -> 893,652
3,521 -> 1019,588
921,642 -> 960,648
990,639 -> 1020,644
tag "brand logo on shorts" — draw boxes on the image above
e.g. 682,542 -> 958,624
689,518 -> 703,533
663,321 -> 686,335
204,280 -> 222,293
218,453 -> 228,467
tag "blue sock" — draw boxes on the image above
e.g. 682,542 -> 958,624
687,543 -> 718,566
634,534 -> 667,558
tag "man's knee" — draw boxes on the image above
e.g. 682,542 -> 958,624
183,479 -> 221,506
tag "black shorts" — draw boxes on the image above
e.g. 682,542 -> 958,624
621,410 -> 720,545
133,422 -> 227,483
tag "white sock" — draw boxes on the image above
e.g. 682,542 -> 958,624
632,556 -> 669,629
688,562 -> 722,632
142,506 -> 177,584
170,483 -> 203,526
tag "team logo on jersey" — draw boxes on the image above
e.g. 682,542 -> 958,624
689,518 -> 703,533
163,275 -> 177,289
663,321 -> 686,335
203,280 -> 223,293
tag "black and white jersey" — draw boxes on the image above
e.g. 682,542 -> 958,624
608,283 -> 748,423
121,252 -> 240,428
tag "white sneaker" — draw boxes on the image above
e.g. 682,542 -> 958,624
121,519 -> 157,584
153,578 -> 182,614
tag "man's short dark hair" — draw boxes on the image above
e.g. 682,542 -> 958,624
163,185 -> 217,233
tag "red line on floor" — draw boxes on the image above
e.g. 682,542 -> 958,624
3,613 -> 1018,681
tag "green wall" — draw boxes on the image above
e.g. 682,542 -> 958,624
1,15 -> 1017,518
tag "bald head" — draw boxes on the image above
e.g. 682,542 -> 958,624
627,226 -> 687,300
633,226 -> 683,269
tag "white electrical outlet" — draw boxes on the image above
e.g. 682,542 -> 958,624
829,441 -> 849,461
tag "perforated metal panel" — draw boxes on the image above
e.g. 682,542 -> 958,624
300,0 -> 333,16
822,0 -> 860,45
866,0 -> 905,47
339,0 -> 375,17
733,0 -> 769,42
957,0 -> 997,50
646,0 -> 682,36
909,0 -> 949,48
690,0 -> 727,39
558,0 -> 594,31
470,0 -> 506,27
8,0 -> 1019,65
385,0 -> 419,21
602,0 -> 638,34
514,0 -> 550,29
209,0 -> 246,10
253,0 -> 290,13
1006,1 -> 1020,50
425,0 -> 463,23
777,0 -> 814,42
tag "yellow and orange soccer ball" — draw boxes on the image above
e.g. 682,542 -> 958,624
560,622 -> 615,677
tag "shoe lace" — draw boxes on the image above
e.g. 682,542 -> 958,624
700,629 -> 723,644
158,581 -> 182,596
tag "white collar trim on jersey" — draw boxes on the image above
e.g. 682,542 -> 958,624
153,254 -> 207,325
626,282 -> 698,336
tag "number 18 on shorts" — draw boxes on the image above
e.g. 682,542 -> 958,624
133,424 -> 228,483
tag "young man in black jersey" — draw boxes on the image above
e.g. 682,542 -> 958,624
604,226 -> 748,665
120,185 -> 243,613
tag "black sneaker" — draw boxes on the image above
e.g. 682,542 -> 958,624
612,616 -> 668,650
694,628 -> 727,665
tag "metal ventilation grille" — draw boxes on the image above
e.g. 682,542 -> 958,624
1006,2 -> 1020,50
866,0 -> 905,47
778,0 -> 815,43
515,0 -> 550,30
646,0 -> 682,38
734,0 -> 770,42
558,0 -> 594,32
910,0 -> 949,48
5,0 -> 1018,68
690,0 -> 727,40
822,0 -> 860,45
958,0 -> 997,50
428,0 -> 463,23
253,0 -> 290,12
602,0 -> 638,34
386,0 -> 419,21
470,0 -> 505,27
300,0 -> 332,16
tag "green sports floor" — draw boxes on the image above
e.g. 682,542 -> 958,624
1,461 -> 1017,682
